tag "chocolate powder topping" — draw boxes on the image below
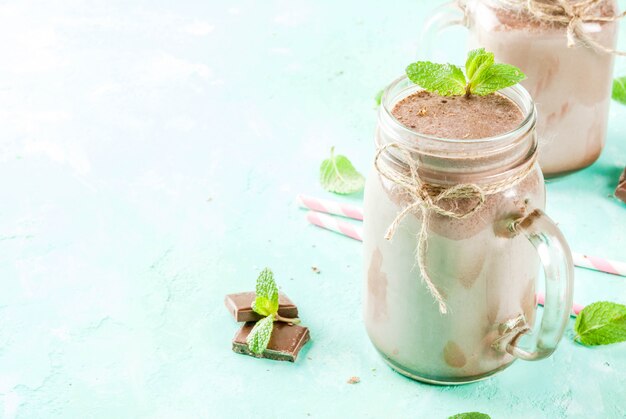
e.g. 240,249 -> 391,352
391,91 -> 524,139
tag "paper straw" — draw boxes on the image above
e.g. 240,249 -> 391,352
300,195 -> 626,278
572,253 -> 626,277
536,292 -> 584,316
306,211 -> 363,241
297,194 -> 364,220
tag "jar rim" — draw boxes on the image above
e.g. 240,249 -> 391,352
380,74 -> 537,146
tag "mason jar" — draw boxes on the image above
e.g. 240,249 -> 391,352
421,0 -> 619,177
363,76 -> 574,384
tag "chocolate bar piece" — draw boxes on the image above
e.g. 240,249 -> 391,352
616,167 -> 626,204
232,322 -> 310,362
224,292 -> 298,322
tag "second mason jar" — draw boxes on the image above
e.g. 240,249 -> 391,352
423,0 -> 619,176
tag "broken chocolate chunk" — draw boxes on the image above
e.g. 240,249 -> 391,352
615,167 -> 626,204
224,292 -> 298,322
232,322 -> 310,362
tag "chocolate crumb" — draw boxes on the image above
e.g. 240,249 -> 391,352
347,376 -> 360,384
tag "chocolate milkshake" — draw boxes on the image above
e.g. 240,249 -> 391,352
364,78 -> 549,383
465,0 -> 619,176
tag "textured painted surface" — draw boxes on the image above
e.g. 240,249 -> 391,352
0,0 -> 625,418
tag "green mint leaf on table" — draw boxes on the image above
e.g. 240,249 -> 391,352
406,48 -> 525,97
251,268 -> 279,317
405,62 -> 466,96
448,413 -> 491,419
246,313 -> 275,354
612,76 -> 626,105
375,89 -> 384,106
320,147 -> 365,194
574,301 -> 626,346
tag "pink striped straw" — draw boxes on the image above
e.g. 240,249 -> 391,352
572,253 -> 626,277
306,211 -> 363,241
300,195 -> 626,278
536,292 -> 584,316
297,194 -> 364,220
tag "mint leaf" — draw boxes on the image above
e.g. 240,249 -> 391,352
465,48 -> 494,85
375,89 -> 384,106
405,50 -> 524,98
320,147 -> 365,194
612,76 -> 626,105
448,413 -> 491,419
470,63 -> 525,96
406,62 -> 466,96
574,301 -> 626,346
251,268 -> 279,316
246,313 -> 275,354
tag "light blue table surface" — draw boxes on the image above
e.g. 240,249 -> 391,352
1,1 -> 625,418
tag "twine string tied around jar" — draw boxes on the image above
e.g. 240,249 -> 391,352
374,142 -> 537,314
498,0 -> 626,55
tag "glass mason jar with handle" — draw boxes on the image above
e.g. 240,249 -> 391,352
421,0 -> 620,177
363,76 -> 574,384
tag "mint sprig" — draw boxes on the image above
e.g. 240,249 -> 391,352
320,147 -> 365,194
246,268 -> 300,355
448,413 -> 491,419
251,268 -> 279,317
247,313 -> 275,354
574,301 -> 626,346
612,76 -> 626,105
406,62 -> 466,96
406,48 -> 525,97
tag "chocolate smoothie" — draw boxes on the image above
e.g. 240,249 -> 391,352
364,83 -> 544,383
392,90 -> 523,138
466,0 -> 618,176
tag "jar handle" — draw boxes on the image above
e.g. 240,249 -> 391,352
505,209 -> 574,361
419,1 -> 468,59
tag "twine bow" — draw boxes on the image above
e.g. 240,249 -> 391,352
374,143 -> 536,314
500,0 -> 626,55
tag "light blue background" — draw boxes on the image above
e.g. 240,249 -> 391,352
0,1 -> 624,418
